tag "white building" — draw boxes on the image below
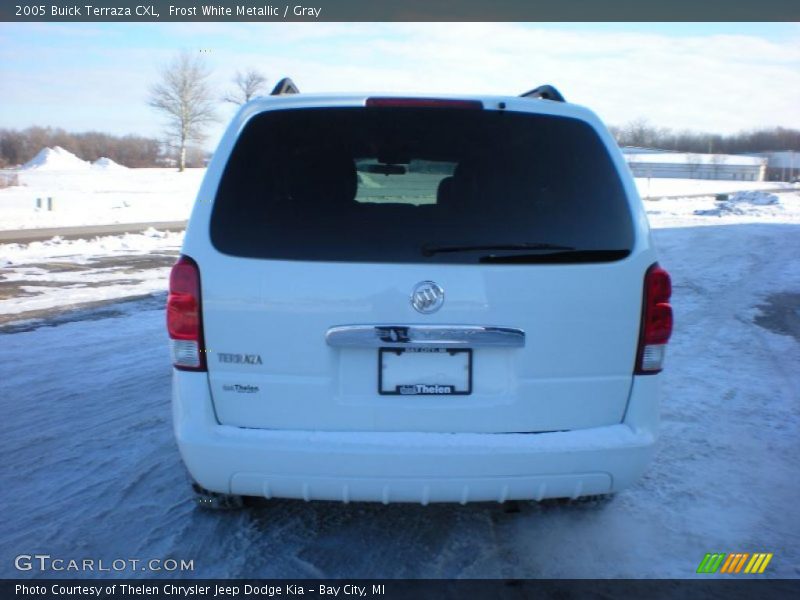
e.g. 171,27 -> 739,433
749,151 -> 799,181
623,150 -> 766,181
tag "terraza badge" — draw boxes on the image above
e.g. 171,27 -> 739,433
217,353 -> 263,365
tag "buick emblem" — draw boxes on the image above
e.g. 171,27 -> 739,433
411,281 -> 445,314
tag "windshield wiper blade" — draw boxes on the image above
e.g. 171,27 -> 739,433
479,249 -> 630,264
422,242 -> 575,257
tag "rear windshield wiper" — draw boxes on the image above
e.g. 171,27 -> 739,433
422,242 -> 575,257
479,249 -> 631,264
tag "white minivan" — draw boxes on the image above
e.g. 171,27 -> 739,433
168,82 -> 673,508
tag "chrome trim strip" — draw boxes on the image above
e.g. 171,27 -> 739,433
325,325 -> 525,348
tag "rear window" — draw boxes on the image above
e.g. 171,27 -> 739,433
210,107 -> 634,264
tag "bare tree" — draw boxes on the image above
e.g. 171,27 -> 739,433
148,51 -> 217,171
618,118 -> 672,149
223,69 -> 268,105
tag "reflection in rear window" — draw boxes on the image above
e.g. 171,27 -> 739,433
210,107 -> 634,264
354,159 -> 456,206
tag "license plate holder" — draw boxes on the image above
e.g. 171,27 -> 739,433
378,347 -> 472,395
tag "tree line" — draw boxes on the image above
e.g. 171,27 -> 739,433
0,127 -> 167,169
610,118 -> 800,154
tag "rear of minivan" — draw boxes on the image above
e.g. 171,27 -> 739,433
169,93 -> 672,504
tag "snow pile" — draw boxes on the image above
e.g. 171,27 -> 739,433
92,157 -> 127,170
693,190 -> 781,217
728,190 -> 780,206
21,146 -> 91,171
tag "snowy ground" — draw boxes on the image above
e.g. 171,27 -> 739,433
0,174 -> 799,578
634,177 -> 793,199
0,228 -> 182,320
0,167 -> 203,231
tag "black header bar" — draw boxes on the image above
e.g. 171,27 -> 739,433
2,0 -> 799,22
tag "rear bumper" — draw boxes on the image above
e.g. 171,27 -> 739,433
172,373 -> 658,504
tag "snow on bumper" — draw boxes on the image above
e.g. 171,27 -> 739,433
172,372 -> 658,504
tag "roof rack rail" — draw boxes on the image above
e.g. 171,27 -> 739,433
271,77 -> 299,96
520,85 -> 565,102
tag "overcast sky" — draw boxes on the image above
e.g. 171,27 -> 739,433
1,22 -> 798,148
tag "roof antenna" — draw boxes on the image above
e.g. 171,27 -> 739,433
271,77 -> 300,96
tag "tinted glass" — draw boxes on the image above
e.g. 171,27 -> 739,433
210,107 -> 634,264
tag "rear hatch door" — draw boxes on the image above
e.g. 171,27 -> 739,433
200,103 -> 645,433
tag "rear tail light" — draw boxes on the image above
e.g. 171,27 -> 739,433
636,263 -> 673,374
366,97 -> 483,110
167,255 -> 206,371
